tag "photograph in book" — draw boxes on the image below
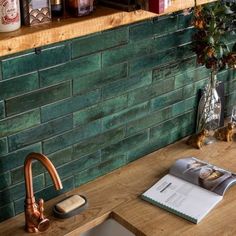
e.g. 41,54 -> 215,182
169,157 -> 236,196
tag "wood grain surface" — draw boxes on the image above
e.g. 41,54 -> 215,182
0,135 -> 236,236
0,1 -> 216,57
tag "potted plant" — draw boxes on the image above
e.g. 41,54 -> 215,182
192,0 -> 236,135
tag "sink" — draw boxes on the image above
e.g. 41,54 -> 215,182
80,219 -> 135,236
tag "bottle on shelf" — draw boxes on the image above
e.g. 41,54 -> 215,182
51,0 -> 63,18
0,0 -> 21,32
21,0 -> 52,26
67,0 -> 94,17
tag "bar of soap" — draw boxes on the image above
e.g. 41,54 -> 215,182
55,195 -> 86,213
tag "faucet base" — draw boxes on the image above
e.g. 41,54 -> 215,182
25,218 -> 50,233
25,225 -> 39,233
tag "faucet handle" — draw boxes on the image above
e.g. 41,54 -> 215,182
38,199 -> 44,220
37,199 -> 50,232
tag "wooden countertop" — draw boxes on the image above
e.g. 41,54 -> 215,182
0,0 -> 216,57
1,137 -> 236,236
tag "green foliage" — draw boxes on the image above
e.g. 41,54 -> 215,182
192,0 -> 236,70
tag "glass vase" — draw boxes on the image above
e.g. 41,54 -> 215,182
196,71 -> 221,141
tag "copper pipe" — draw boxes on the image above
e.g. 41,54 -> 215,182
24,152 -> 63,233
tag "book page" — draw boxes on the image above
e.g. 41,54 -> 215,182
169,157 -> 236,196
142,174 -> 222,223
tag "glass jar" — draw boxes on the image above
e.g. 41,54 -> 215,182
51,0 -> 63,17
0,0 -> 21,32
67,0 -> 94,17
21,0 -> 51,26
196,71 -> 221,136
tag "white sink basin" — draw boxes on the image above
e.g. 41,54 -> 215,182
80,219 -> 135,236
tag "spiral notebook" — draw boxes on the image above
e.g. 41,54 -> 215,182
141,157 -> 236,223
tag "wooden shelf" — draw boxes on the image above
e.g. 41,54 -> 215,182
0,1 -> 216,57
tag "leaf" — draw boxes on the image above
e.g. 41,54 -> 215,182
223,5 -> 234,14
219,46 -> 223,58
210,20 -> 216,32
208,36 -> 215,45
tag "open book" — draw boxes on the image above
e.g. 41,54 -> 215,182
141,157 -> 236,223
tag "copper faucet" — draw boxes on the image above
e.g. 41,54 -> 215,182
24,152 -> 63,233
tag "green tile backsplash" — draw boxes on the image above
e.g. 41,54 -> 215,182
0,9 -> 235,222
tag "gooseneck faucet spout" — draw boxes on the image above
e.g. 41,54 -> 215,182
24,152 -> 63,233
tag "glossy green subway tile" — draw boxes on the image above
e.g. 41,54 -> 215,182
72,27 -> 128,58
150,112 -> 194,138
151,89 -> 183,111
129,20 -> 154,42
73,94 -> 127,127
40,53 -> 101,87
172,97 -> 197,116
0,143 -> 41,172
102,102 -> 150,131
73,126 -> 125,158
178,12 -> 193,29
43,119 -> 102,154
170,124 -> 194,141
218,69 -> 234,84
75,165 -> 102,187
0,174 -> 44,207
153,15 -> 178,36
225,78 -> 236,95
194,78 -> 208,92
126,107 -> 172,136
0,138 -> 7,156
45,151 -> 100,186
102,71 -> 152,99
100,154 -> 126,176
41,89 -> 101,122
129,48 -> 177,75
128,77 -> 175,106
14,177 -> 74,215
76,154 -> 126,187
10,162 -> 44,185
0,73 -> 39,100
0,203 -> 15,222
38,176 -> 74,201
174,67 -> 208,89
0,172 -> 11,190
183,83 -> 196,99
102,38 -> 156,67
48,146 -> 73,167
126,140 -> 154,163
177,43 -> 195,59
1,44 -> 70,79
152,56 -> 197,82
73,63 -> 127,95
148,133 -> 175,152
154,28 -> 193,52
225,92 -> 236,115
0,109 -> 40,138
101,130 -> 148,161
0,101 -> 4,119
6,81 -> 71,116
8,114 -> 73,152
130,16 -> 178,41
10,147 -> 73,185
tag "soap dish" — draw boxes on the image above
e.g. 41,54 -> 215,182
53,195 -> 88,219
